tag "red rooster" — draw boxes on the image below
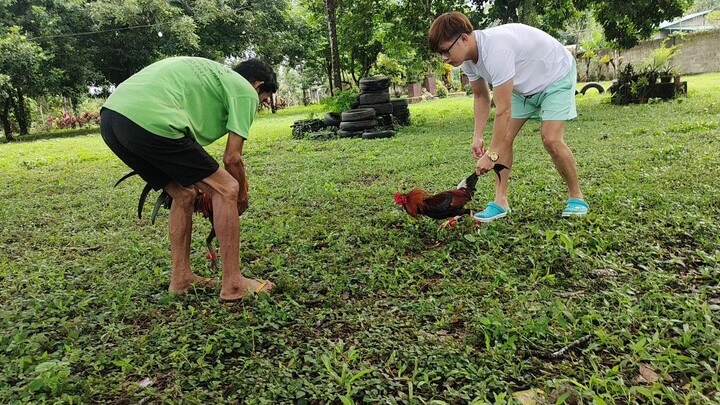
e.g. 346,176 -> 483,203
394,172 -> 479,229
114,172 -> 219,271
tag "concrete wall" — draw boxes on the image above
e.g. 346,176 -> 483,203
619,29 -> 720,75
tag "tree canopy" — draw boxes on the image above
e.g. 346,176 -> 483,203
0,0 -> 694,138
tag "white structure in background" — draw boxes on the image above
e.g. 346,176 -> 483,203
88,85 -> 115,96
654,10 -> 717,39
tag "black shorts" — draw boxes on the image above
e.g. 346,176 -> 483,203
100,108 -> 219,190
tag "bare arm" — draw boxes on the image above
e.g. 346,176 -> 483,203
485,78 -> 514,153
470,78 -> 491,159
223,131 -> 249,215
475,78 -> 514,175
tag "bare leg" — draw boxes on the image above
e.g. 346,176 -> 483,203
196,168 -> 274,301
540,120 -> 583,200
491,118 -> 527,209
164,182 -> 217,293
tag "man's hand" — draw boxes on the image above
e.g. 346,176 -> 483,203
476,152 -> 495,175
471,136 -> 485,159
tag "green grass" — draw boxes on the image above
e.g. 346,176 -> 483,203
1,74 -> 719,404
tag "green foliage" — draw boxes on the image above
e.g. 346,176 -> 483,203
591,0 -> 691,49
630,75 -> 650,99
2,69 -> 720,404
640,39 -> 682,76
374,53 -> 405,88
435,85 -> 448,98
320,90 -> 357,113
471,0 -> 691,49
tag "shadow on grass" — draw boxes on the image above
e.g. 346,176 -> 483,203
1,126 -> 100,144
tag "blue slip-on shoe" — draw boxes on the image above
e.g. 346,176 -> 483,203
474,202 -> 510,223
562,198 -> 589,217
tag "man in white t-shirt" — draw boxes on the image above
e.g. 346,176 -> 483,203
428,12 -> 588,221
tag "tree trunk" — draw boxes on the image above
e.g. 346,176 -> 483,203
325,59 -> 333,92
14,88 -> 29,135
325,0 -> 342,95
2,100 -> 14,142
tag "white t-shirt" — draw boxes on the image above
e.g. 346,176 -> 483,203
461,24 -> 573,96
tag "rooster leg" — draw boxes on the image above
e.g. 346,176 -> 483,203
206,222 -> 217,273
437,215 -> 463,232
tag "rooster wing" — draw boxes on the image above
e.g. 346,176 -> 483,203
422,189 -> 473,219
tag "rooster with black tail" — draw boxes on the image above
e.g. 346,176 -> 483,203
394,165 -> 509,230
114,172 -> 219,271
394,172 -> 480,230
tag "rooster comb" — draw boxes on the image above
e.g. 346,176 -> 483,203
393,192 -> 407,205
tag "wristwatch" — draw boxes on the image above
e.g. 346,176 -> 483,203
487,151 -> 499,162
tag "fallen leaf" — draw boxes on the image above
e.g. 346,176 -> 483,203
341,291 -> 350,300
556,290 -> 586,298
590,268 -> 617,278
512,388 -> 545,405
637,363 -> 659,384
139,377 -> 153,388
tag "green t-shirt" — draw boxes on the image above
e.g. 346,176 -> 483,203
103,56 -> 259,146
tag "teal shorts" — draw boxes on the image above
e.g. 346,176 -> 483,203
511,60 -> 577,121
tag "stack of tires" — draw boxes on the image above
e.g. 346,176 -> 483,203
390,98 -> 410,126
356,76 -> 394,129
338,108 -> 376,138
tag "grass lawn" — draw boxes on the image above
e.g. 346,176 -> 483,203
1,74 -> 719,404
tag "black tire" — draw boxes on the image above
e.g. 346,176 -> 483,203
323,112 -> 342,127
394,115 -> 410,126
290,118 -> 324,139
359,76 -> 390,92
376,114 -> 393,126
390,98 -> 408,108
337,129 -> 363,138
359,91 -> 390,104
357,102 -> 393,116
341,108 -> 376,122
362,130 -> 395,140
580,82 -> 605,95
291,118 -> 323,126
392,106 -> 408,115
339,119 -> 377,131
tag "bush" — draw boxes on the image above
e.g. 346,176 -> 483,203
47,112 -> 100,130
320,90 -> 358,113
436,85 -> 448,98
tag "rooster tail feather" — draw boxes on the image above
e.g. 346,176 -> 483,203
151,192 -> 172,225
114,171 -> 138,188
138,184 -> 153,219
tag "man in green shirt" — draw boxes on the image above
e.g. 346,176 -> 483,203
101,57 -> 277,302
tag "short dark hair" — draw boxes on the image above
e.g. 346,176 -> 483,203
234,59 -> 278,94
428,12 -> 473,53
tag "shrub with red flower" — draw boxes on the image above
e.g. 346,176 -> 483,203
47,112 -> 100,130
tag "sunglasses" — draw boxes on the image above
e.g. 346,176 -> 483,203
438,34 -> 463,56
